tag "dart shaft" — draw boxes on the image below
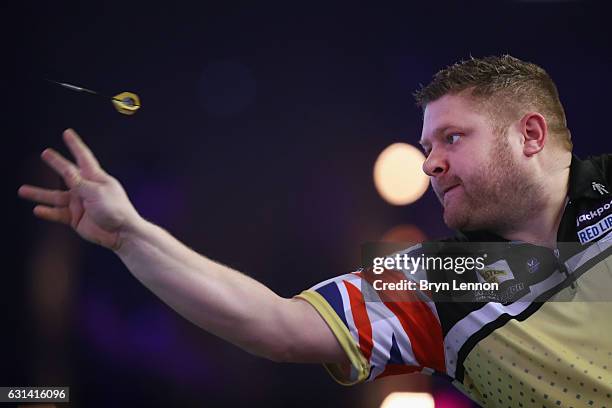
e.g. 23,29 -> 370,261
57,82 -> 96,94
45,79 -> 97,95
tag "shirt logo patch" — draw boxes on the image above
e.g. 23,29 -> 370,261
526,257 -> 540,274
477,260 -> 514,284
577,214 -> 612,244
592,182 -> 610,195
576,197 -> 612,228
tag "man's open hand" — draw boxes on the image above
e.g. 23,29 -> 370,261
18,129 -> 142,250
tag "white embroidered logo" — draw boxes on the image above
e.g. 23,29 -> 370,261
592,182 -> 609,195
526,258 -> 540,274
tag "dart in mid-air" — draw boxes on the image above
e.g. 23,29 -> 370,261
46,79 -> 141,115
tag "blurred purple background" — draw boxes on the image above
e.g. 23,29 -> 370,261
6,2 -> 612,407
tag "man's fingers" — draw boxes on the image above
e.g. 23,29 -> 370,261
40,148 -> 82,188
63,129 -> 102,173
33,205 -> 71,225
18,185 -> 70,206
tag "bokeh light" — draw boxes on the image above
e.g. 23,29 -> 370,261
373,143 -> 429,205
380,392 -> 435,408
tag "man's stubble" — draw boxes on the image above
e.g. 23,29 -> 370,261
443,134 -> 545,234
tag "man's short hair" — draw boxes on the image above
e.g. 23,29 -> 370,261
414,55 -> 572,151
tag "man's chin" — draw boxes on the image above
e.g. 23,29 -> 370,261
444,208 -> 499,232
443,208 -> 471,231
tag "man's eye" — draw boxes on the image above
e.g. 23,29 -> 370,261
446,134 -> 461,144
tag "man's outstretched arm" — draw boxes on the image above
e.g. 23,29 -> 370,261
115,218 -> 345,363
18,129 -> 348,365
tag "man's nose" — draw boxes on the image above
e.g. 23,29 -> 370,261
422,149 -> 449,177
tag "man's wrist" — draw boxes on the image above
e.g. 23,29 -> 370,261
113,215 -> 150,256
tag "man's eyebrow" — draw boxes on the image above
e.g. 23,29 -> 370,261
419,125 -> 460,149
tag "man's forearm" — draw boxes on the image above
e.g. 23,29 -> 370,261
114,218 -> 290,360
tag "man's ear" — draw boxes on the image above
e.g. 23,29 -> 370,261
520,112 -> 548,156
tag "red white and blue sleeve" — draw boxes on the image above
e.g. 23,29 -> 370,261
294,245 -> 446,385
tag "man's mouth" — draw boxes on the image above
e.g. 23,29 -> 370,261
442,184 -> 460,195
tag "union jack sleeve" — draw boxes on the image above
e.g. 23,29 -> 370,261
294,246 -> 446,385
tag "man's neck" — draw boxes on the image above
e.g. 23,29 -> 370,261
495,154 -> 572,249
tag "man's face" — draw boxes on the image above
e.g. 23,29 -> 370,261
419,93 -> 541,232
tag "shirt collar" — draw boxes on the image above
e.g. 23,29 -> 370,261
567,153 -> 612,200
